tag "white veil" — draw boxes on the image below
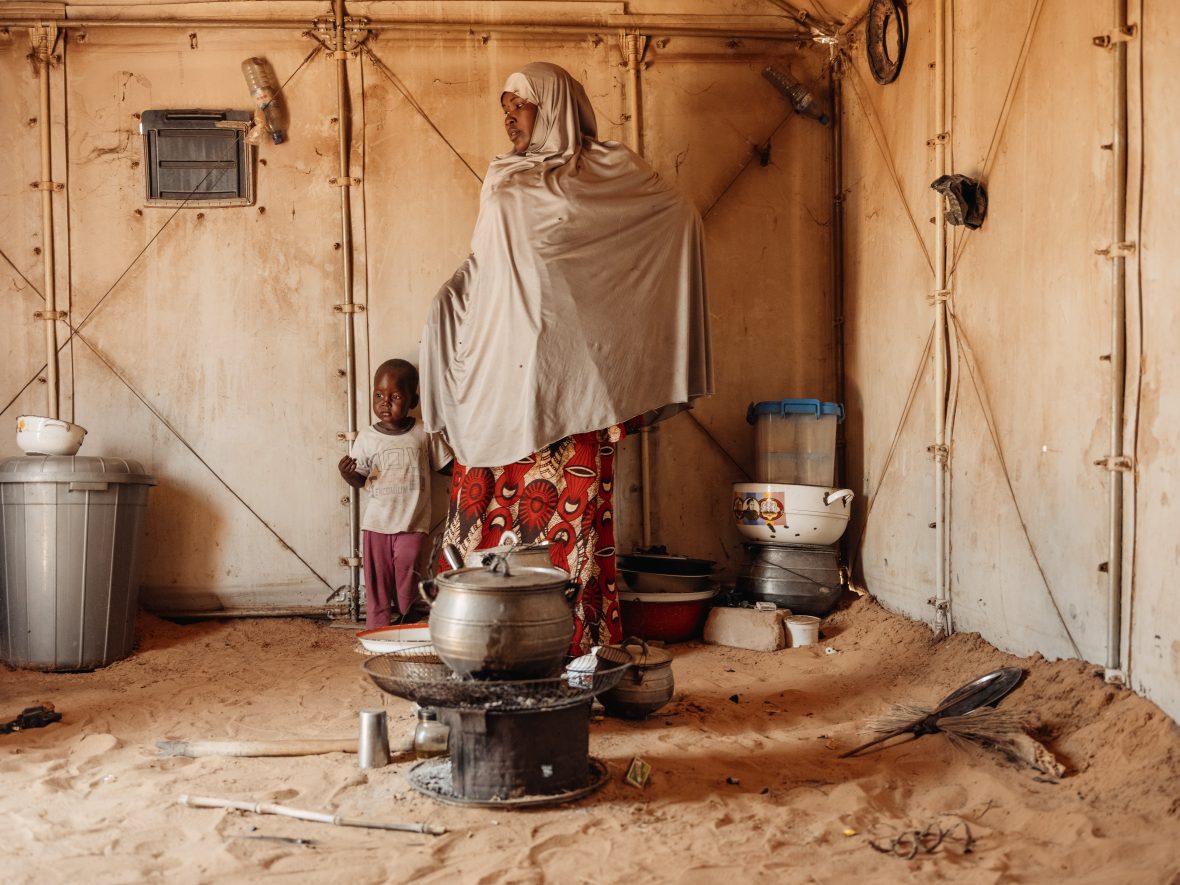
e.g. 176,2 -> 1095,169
420,62 -> 713,467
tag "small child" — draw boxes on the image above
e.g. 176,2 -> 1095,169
339,358 -> 453,628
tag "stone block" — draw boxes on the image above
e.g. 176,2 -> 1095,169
702,607 -> 788,652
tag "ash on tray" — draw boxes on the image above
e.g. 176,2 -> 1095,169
412,758 -> 461,798
407,757 -> 610,808
362,650 -> 631,711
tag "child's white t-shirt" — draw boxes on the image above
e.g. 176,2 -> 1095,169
350,420 -> 453,534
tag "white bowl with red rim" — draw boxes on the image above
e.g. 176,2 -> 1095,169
355,623 -> 431,654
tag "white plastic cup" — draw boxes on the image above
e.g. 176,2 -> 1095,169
786,615 -> 821,647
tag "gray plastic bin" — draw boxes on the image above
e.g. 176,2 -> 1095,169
0,455 -> 156,671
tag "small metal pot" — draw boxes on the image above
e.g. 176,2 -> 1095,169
461,530 -> 559,571
599,638 -> 674,719
420,561 -> 579,679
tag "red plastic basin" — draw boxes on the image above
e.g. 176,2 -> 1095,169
617,589 -> 716,643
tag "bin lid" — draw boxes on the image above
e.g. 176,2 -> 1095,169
747,399 -> 845,425
0,455 -> 157,485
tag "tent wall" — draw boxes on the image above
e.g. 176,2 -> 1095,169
0,2 -> 832,614
1127,0 -> 1180,724
6,0 -> 1175,724
842,0 -> 1179,722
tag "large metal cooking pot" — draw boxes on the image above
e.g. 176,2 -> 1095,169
737,542 -> 843,616
420,562 -> 579,679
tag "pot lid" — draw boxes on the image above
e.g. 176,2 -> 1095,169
436,563 -> 571,591
0,454 -> 157,485
610,638 -> 672,667
617,552 -> 715,575
476,529 -> 550,556
471,540 -> 552,559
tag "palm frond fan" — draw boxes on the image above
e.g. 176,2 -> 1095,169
840,667 -> 1025,757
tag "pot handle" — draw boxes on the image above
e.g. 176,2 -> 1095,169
418,579 -> 438,606
563,580 -> 582,607
621,636 -> 650,684
478,549 -> 514,577
441,544 -> 463,571
824,488 -> 855,508
621,636 -> 649,656
482,530 -> 522,575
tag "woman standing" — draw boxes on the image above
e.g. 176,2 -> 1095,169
420,62 -> 712,652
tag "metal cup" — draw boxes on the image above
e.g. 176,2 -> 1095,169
357,708 -> 390,769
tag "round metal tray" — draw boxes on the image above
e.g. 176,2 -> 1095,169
362,646 -> 632,711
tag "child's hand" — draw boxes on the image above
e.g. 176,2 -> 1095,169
338,455 -> 358,479
338,455 -> 366,489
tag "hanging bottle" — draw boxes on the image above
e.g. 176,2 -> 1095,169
762,66 -> 830,126
241,57 -> 286,145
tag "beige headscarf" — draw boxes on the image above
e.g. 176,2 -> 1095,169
420,62 -> 713,467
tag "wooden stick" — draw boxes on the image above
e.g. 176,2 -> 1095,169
158,738 -> 417,758
178,794 -> 447,835
838,728 -> 919,758
157,739 -> 358,758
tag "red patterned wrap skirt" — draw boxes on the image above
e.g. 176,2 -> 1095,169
438,420 -> 638,654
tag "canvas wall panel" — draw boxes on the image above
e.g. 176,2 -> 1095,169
0,44 -> 75,428
841,2 -> 939,620
945,1 -> 1111,662
0,8 -> 832,611
1127,0 -> 1180,721
639,45 -> 835,570
2,27 -> 354,611
840,0 -> 1178,719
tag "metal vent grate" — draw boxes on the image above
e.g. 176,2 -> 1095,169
140,109 -> 254,207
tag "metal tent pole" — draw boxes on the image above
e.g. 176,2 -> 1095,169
624,31 -> 653,550
1103,0 -> 1132,680
931,0 -> 953,636
31,24 -> 61,420
332,0 -> 362,623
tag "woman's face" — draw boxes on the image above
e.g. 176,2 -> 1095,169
501,91 -> 539,154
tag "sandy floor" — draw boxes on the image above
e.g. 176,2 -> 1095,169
3,594 -> 1180,884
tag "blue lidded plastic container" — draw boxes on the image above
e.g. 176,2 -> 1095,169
746,399 -> 844,487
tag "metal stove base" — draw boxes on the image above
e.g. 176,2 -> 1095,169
406,756 -> 609,808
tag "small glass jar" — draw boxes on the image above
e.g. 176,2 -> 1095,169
413,708 -> 450,759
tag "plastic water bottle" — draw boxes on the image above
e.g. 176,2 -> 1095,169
762,66 -> 830,126
241,57 -> 286,144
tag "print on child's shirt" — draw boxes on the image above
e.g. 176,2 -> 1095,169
369,444 -> 426,497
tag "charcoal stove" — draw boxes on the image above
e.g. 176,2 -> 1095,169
362,646 -> 630,807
